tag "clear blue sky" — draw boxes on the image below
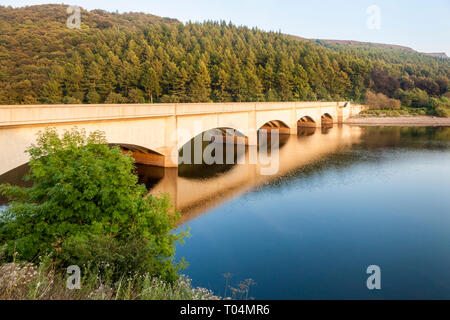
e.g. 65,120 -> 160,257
2,0 -> 449,55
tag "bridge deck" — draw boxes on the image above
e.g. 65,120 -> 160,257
0,102 -> 348,127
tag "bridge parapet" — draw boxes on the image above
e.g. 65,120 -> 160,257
0,102 -> 361,127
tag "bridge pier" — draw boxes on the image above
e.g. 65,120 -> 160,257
246,129 -> 258,146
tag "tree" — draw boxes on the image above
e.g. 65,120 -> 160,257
410,88 -> 430,108
86,61 -> 102,91
64,58 -> 84,96
86,90 -> 101,103
105,92 -> 128,104
187,60 -> 211,102
141,63 -> 161,103
370,68 -> 400,97
40,80 -> 63,104
128,88 -> 145,103
292,65 -> 311,100
0,5 -> 449,106
0,128 -> 187,281
436,78 -> 448,95
365,90 -> 401,110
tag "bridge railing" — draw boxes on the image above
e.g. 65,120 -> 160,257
0,102 -> 351,127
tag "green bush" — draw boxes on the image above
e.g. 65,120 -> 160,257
399,110 -> 409,115
435,105 -> 450,117
0,128 -> 188,282
431,98 -> 450,117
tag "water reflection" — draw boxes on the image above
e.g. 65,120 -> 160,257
0,163 -> 31,206
147,125 -> 364,223
2,126 -> 449,217
173,125 -> 450,299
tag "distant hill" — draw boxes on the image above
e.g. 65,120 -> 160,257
286,35 -> 448,58
0,4 -> 179,28
422,52 -> 448,59
0,4 -> 448,106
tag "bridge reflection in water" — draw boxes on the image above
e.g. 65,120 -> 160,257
0,125 -> 362,213
141,125 -> 362,224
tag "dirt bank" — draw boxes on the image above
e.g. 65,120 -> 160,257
345,116 -> 450,126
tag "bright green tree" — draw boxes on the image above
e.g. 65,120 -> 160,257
141,63 -> 161,103
0,128 -> 187,281
41,80 -> 63,104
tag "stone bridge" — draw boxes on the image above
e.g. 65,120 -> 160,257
0,102 -> 364,176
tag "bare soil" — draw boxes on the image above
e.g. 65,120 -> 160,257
345,116 -> 450,126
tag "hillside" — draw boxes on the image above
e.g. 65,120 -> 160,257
287,34 -> 448,58
287,35 -> 416,52
0,4 -> 448,106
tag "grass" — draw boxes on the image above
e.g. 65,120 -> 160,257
360,107 -> 429,117
0,261 -> 220,300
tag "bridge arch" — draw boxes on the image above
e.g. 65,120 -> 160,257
258,120 -> 291,135
321,113 -> 334,125
175,113 -> 250,151
109,143 -> 166,167
298,116 -> 317,128
256,109 -> 292,134
178,127 -> 248,167
175,125 -> 250,151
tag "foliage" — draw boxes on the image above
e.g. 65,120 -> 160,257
360,108 -> 426,117
0,4 -> 448,105
0,128 -> 187,282
431,98 -> 450,117
0,261 -> 218,300
365,90 -> 401,110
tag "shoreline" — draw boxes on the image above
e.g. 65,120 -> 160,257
345,116 -> 450,126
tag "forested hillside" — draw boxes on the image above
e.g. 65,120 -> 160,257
0,4 -> 448,105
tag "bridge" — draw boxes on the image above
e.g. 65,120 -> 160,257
0,101 -> 364,176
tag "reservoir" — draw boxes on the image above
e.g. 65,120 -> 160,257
1,125 -> 449,299
169,125 -> 450,299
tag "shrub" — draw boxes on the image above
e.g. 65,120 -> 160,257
0,128 -> 187,282
435,105 -> 450,117
63,96 -> 82,104
409,88 -> 430,108
128,88 -> 145,103
365,90 -> 401,110
104,92 -> 128,104
431,98 -> 450,117
86,90 -> 101,104
0,261 -> 218,300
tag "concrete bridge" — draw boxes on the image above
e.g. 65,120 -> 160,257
0,101 -> 364,176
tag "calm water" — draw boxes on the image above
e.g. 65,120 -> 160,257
171,126 -> 450,299
1,125 -> 449,299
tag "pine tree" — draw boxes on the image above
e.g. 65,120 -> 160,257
187,60 -> 211,102
141,63 -> 161,103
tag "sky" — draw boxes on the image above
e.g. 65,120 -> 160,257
1,0 -> 449,56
